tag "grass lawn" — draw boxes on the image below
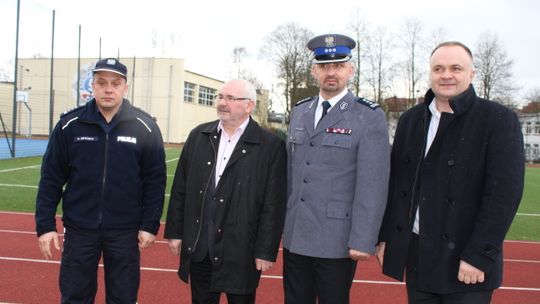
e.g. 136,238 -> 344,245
0,151 -> 538,241
0,147 -> 181,219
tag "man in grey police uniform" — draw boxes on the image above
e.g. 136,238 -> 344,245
283,34 -> 390,304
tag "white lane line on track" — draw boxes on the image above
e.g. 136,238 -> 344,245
516,213 -> 540,217
0,183 -> 38,189
1,256 -> 540,292
0,165 -> 41,173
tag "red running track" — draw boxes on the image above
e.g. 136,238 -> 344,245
0,212 -> 539,303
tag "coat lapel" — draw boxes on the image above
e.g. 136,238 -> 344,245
221,118 -> 260,174
300,97 -> 317,136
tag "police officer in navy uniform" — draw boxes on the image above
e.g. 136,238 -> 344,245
283,34 -> 390,304
35,58 -> 166,303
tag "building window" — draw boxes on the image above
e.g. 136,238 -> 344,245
535,122 -> 540,134
184,82 -> 196,103
199,86 -> 216,106
526,122 -> 532,134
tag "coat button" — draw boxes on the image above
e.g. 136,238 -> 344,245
448,242 -> 455,250
219,199 -> 224,203
188,247 -> 192,252
196,219 -> 200,223
303,178 -> 308,183
309,142 -> 314,147
207,161 -> 212,165
442,233 -> 449,240
217,228 -> 222,233
300,197 -> 305,202
214,257 -> 219,261
447,160 -> 455,166
199,190 -> 203,194
306,161 -> 310,165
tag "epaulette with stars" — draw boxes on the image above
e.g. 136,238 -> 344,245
356,97 -> 380,110
294,96 -> 314,107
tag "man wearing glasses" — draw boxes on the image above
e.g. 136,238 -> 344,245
165,79 -> 287,304
283,34 -> 390,303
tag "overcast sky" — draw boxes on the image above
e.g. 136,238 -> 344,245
1,0 -> 538,104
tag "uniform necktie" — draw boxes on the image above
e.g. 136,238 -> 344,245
318,100 -> 331,126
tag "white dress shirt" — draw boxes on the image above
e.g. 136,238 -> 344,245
215,118 -> 250,187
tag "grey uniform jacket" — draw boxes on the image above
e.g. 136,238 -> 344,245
283,91 -> 390,258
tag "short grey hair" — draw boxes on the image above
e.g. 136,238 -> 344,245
431,41 -> 473,60
232,79 -> 257,108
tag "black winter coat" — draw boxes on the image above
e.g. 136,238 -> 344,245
36,99 -> 166,236
165,118 -> 287,294
379,86 -> 525,293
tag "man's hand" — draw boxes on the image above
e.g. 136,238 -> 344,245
349,248 -> 370,261
138,231 -> 156,249
458,260 -> 485,284
255,258 -> 274,272
38,231 -> 60,260
167,239 -> 182,255
375,242 -> 386,266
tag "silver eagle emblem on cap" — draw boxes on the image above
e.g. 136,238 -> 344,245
325,36 -> 335,47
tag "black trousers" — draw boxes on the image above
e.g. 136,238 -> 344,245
406,234 -> 493,304
189,254 -> 256,304
60,225 -> 140,304
283,248 -> 357,304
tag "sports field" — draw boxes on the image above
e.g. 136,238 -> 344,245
0,148 -> 539,303
0,147 -> 538,241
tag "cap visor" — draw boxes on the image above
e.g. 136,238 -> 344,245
93,68 -> 127,78
312,56 -> 352,64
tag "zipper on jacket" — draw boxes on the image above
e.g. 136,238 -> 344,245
99,133 -> 109,226
192,136 -> 218,253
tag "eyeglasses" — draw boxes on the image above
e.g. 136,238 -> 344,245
214,94 -> 251,102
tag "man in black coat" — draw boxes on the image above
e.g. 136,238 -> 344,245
165,79 -> 287,304
377,41 -> 525,303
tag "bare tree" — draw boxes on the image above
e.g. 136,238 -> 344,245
525,87 -> 540,103
399,18 -> 425,108
363,26 -> 394,105
474,32 -> 516,104
427,27 -> 449,51
232,47 -> 248,79
347,7 -> 369,96
261,23 -> 314,122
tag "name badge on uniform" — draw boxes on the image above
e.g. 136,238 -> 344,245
74,136 -> 98,142
326,128 -> 352,135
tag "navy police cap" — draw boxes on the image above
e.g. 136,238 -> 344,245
93,58 -> 127,79
307,34 -> 356,64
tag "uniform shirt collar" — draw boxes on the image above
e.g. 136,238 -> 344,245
318,88 -> 348,109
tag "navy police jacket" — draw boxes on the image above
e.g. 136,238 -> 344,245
35,99 -> 166,236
